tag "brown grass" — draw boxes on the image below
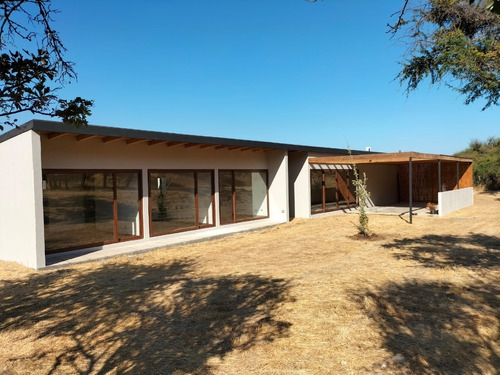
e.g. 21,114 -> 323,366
1,190 -> 499,374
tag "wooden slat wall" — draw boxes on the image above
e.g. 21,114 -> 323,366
398,163 -> 439,202
397,161 -> 472,202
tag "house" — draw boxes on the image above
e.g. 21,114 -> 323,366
0,120 -> 473,269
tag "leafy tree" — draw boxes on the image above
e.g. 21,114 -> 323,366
0,0 -> 93,130
390,0 -> 500,110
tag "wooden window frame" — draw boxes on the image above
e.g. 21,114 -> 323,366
148,169 -> 216,237
218,169 -> 270,225
310,168 -> 358,215
42,169 -> 144,254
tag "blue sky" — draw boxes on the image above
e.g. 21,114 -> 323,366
6,0 -> 499,154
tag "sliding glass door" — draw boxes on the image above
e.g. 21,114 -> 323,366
149,170 -> 215,236
219,170 -> 269,224
43,170 -> 142,253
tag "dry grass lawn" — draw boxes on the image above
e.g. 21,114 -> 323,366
1,190 -> 499,374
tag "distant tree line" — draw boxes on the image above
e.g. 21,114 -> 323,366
456,137 -> 500,190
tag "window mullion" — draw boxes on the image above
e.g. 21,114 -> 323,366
194,172 -> 199,229
113,172 -> 118,241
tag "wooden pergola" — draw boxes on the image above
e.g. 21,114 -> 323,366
309,152 -> 473,223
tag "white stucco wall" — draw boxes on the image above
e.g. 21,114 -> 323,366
0,131 -> 45,269
438,187 -> 474,216
288,152 -> 310,219
267,150 -> 289,222
359,164 -> 399,206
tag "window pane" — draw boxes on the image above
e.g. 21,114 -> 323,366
197,172 -> 213,227
234,171 -> 268,221
310,170 -> 323,214
325,171 -> 337,211
43,172 -> 114,252
150,172 -> 196,234
219,171 -> 234,224
116,172 -> 141,239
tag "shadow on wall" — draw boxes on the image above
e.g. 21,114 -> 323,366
0,260 -> 293,374
351,233 -> 500,373
382,234 -> 500,269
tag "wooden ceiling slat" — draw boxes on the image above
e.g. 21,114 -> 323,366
126,138 -> 148,145
102,136 -> 122,144
148,140 -> 167,146
215,145 -> 231,150
76,134 -> 99,142
46,132 -> 69,140
166,141 -> 187,147
200,144 -> 218,149
184,143 -> 201,148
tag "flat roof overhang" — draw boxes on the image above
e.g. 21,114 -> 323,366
0,119 -> 371,155
309,152 -> 473,165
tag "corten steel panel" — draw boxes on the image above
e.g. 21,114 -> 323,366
398,161 -> 473,202
460,163 -> 473,188
337,171 -> 350,206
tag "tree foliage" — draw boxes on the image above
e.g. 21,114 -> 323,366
455,136 -> 500,190
0,0 -> 93,130
390,0 -> 500,109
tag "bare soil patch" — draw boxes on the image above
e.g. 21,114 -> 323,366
0,190 -> 499,374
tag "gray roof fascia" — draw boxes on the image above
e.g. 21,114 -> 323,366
0,119 -> 369,155
0,120 -> 36,143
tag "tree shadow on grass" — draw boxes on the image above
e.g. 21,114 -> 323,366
0,259 -> 293,374
353,280 -> 500,374
382,234 -> 500,269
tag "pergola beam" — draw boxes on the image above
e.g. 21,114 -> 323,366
310,152 -> 472,165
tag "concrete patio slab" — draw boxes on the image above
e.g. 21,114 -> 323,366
45,219 -> 281,268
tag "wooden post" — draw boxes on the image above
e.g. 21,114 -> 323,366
456,161 -> 460,189
409,157 -> 413,224
438,159 -> 441,193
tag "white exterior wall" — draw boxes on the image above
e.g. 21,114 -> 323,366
358,164 -> 399,206
438,187 -> 474,216
0,131 -> 45,269
288,152 -> 310,218
267,150 -> 289,222
40,135 -> 289,245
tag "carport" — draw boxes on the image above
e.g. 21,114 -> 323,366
309,152 -> 474,223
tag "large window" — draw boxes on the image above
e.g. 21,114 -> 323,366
43,170 -> 142,253
310,168 -> 356,214
219,170 -> 269,224
149,171 -> 214,236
